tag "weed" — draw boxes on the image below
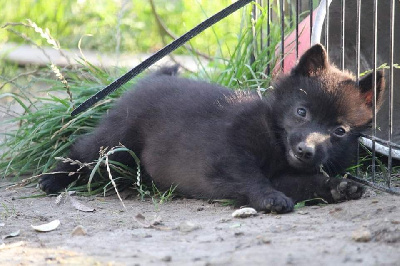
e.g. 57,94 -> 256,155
1,202 -> 16,220
294,198 -> 328,209
211,199 -> 237,207
0,3 -> 297,202
151,182 -> 177,204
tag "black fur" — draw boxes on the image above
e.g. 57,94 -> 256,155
39,45 -> 385,213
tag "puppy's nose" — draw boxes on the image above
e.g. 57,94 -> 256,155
296,142 -> 315,161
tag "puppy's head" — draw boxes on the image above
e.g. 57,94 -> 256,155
272,44 -> 385,174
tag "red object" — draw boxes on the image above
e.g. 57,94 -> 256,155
273,10 -> 317,75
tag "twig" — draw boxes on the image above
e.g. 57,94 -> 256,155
105,155 -> 127,210
6,28 -> 53,62
55,157 -> 95,172
5,172 -> 71,190
0,70 -> 38,90
1,22 -> 31,28
26,19 -> 73,66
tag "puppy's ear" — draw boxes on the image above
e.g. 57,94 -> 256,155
358,70 -> 386,109
291,44 -> 329,76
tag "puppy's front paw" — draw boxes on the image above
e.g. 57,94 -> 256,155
329,179 -> 365,202
251,191 -> 294,213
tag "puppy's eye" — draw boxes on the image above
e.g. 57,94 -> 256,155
296,108 -> 307,117
333,127 -> 346,137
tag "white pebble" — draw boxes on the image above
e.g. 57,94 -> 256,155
352,229 -> 372,242
232,207 -> 257,218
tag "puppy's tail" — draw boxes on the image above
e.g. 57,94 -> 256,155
153,65 -> 180,76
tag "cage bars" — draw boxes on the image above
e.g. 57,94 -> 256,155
254,0 -> 398,194
388,0 -> 395,188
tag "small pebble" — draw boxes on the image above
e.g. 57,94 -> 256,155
352,229 -> 372,242
297,211 -> 309,215
329,207 -> 343,214
178,221 -> 200,233
234,232 -> 244,237
71,225 -> 87,236
257,235 -> 271,244
161,255 -> 172,262
230,223 -> 241,228
219,218 -> 232,223
232,207 -> 257,218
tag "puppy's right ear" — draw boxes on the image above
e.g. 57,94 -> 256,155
358,70 -> 385,109
291,44 -> 329,77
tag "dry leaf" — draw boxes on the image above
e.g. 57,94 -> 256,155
69,197 -> 95,212
2,230 -> 20,240
31,220 -> 60,232
134,213 -> 148,227
151,216 -> 162,226
134,213 -> 171,230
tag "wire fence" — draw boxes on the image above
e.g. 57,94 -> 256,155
255,0 -> 399,194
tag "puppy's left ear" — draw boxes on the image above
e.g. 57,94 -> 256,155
358,70 -> 386,109
291,44 -> 329,76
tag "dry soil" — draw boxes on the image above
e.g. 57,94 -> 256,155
0,182 -> 400,266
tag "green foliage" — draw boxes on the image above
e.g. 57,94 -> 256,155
193,3 -> 293,93
0,2 -> 300,199
0,0 -> 242,55
150,182 -> 177,210
0,59 -> 137,178
1,202 -> 16,219
294,198 -> 327,209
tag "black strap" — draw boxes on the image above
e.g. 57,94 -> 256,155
71,0 -> 253,116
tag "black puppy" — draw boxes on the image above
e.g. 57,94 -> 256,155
40,44 -> 384,213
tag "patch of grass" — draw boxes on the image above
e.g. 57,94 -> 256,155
0,3 -> 297,200
0,68 -> 134,178
151,182 -> 176,204
150,183 -> 177,211
1,202 -> 16,220
194,3 -> 285,91
210,199 -> 237,207
294,198 -> 328,209
350,143 -> 400,188
1,21 -> 141,178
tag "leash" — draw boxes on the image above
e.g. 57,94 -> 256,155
71,0 -> 253,116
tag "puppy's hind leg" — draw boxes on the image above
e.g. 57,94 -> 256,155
39,135 -> 101,194
39,162 -> 82,194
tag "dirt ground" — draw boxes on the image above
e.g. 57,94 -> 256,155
0,182 -> 399,266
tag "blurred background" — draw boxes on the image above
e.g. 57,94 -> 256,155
0,0 -> 245,77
